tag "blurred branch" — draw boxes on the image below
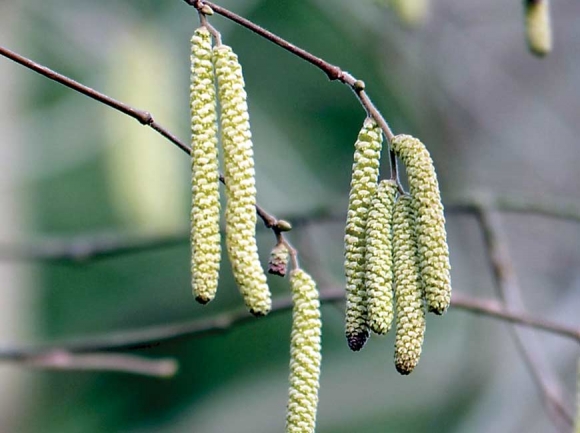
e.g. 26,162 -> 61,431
18,350 -> 178,378
0,288 -> 577,362
477,205 -> 574,430
0,191 -> 578,263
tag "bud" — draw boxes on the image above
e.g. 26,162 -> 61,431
190,27 -> 221,304
213,44 -> 271,316
268,242 -> 289,277
392,195 -> 426,375
286,269 -> 322,433
344,118 -> 383,351
365,179 -> 398,335
390,134 -> 451,315
524,0 -> 552,57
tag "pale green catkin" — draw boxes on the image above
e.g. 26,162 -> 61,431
390,134 -> 451,315
364,179 -> 398,335
344,118 -> 383,351
190,27 -> 221,305
393,195 -> 426,375
287,269 -> 322,433
213,44 -> 271,316
524,0 -> 552,57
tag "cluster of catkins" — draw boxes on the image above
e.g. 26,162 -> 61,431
190,25 -> 322,433
344,118 -> 451,375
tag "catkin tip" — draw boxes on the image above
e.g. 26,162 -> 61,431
347,331 -> 369,352
195,295 -> 211,305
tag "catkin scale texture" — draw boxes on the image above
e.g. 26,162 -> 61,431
344,118 -> 383,351
525,0 -> 552,57
213,45 -> 271,316
393,196 -> 426,375
286,269 -> 322,433
365,179 -> 397,335
190,27 -> 221,304
391,134 -> 451,315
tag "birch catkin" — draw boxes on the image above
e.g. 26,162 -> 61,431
524,0 -> 552,57
364,179 -> 398,335
213,44 -> 271,316
393,195 -> 426,375
287,269 -> 322,433
190,27 -> 221,304
390,134 -> 451,315
344,118 -> 383,351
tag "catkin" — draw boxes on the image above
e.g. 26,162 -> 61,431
286,269 -> 322,433
390,134 -> 451,315
524,0 -> 552,57
364,179 -> 398,335
390,0 -> 430,27
393,195 -> 426,375
213,44 -> 271,316
190,27 -> 221,304
344,118 -> 383,351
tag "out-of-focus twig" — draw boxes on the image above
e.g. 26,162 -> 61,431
477,205 -> 574,430
18,351 -> 177,378
0,288 -> 577,361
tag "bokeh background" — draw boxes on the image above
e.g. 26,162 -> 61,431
0,0 -> 579,432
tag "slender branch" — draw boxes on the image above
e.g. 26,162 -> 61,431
477,206 -> 574,430
0,288 -> 577,363
184,1 -> 395,143
17,350 -> 178,378
0,45 -> 190,155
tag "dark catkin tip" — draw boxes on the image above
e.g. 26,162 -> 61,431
250,309 -> 267,317
195,295 -> 211,305
267,263 -> 287,277
428,306 -> 446,316
347,331 -> 369,352
395,363 -> 413,376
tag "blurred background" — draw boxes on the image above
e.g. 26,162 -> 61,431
0,0 -> 579,431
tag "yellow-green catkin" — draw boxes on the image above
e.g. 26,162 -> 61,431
190,27 -> 221,305
391,134 -> 451,315
524,0 -> 552,57
286,269 -> 322,433
364,179 -> 398,335
393,195 -> 426,375
389,0 -> 430,27
344,118 -> 383,351
213,44 -> 271,316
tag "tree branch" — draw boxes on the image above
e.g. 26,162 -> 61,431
0,288 -> 577,363
17,351 -> 178,378
477,205 -> 574,430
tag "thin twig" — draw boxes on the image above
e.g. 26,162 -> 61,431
184,1 -> 395,143
0,191 -> 578,263
0,288 -> 577,362
477,206 -> 574,430
18,351 -> 178,378
0,45 -> 190,155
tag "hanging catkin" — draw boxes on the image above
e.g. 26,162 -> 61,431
190,27 -> 221,304
213,44 -> 271,316
390,134 -> 451,315
344,118 -> 383,351
393,195 -> 426,375
364,179 -> 398,335
524,0 -> 552,56
286,269 -> 322,433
